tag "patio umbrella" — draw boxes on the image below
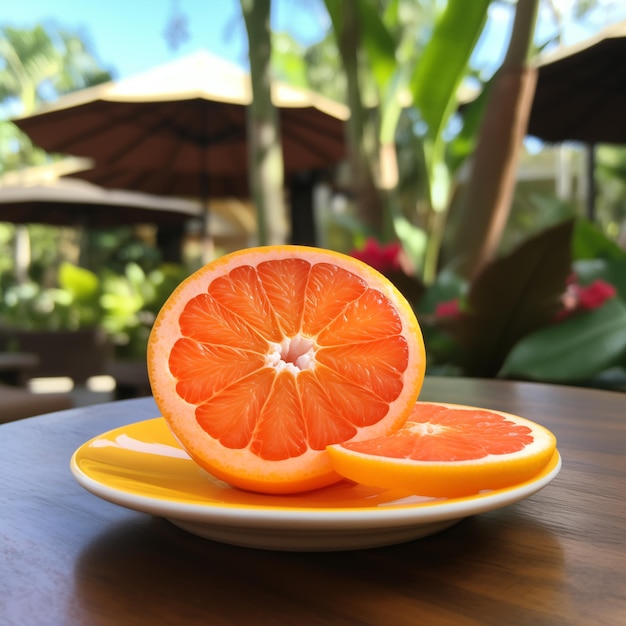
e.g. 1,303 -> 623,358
526,20 -> 626,219
0,159 -> 211,227
12,51 -> 349,199
0,160 -> 248,266
0,170 -> 203,227
527,19 -> 626,144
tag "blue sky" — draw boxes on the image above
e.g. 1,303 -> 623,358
3,0 -> 331,79
1,0 -> 513,87
3,1 -> 626,83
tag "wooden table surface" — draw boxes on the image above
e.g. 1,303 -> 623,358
1,377 -> 624,625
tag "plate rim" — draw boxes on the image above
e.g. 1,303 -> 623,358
70,417 -> 562,531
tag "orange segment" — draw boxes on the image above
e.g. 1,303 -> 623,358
147,245 -> 426,494
169,338 -> 266,403
302,262 -> 367,335
207,265 -> 283,342
326,402 -> 557,498
256,258 -> 310,336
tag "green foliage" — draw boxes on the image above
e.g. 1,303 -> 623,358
0,262 -> 103,331
416,217 -> 626,389
595,146 -> 626,240
0,282 -> 74,331
271,32 -> 309,89
417,268 -> 466,315
572,217 -> 625,261
354,0 -> 397,96
410,0 -> 489,151
276,1 -> 497,279
392,0 -> 490,280
497,190 -> 577,257
57,262 -> 102,328
58,262 -> 99,300
437,219 -> 574,377
348,0 -> 401,145
574,257 -> 626,301
0,24 -> 112,108
0,121 -> 48,174
0,261 -> 189,359
497,220 -> 626,388
0,24 -> 112,172
499,298 -> 626,383
99,261 -> 189,359
447,76 -> 492,172
415,269 -> 467,376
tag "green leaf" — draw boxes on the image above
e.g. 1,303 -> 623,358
417,268 -> 466,314
447,76 -> 493,173
356,0 -> 397,93
572,219 -> 626,262
499,298 -> 626,383
573,258 -> 626,302
271,32 -> 309,89
442,219 -> 574,377
322,0 -> 343,42
58,262 -> 100,302
379,66 -> 408,143
410,0 -> 490,142
393,217 -> 427,274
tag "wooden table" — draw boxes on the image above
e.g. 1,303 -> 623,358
1,377 -> 624,625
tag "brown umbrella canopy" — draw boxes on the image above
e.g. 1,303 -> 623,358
0,181 -> 199,226
527,20 -> 626,144
13,51 -> 349,198
69,166 -> 251,199
0,161 -> 205,227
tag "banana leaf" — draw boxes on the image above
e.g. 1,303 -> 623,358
445,0 -> 539,279
410,0 -> 490,144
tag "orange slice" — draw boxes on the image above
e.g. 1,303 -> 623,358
147,245 -> 426,494
326,402 -> 557,497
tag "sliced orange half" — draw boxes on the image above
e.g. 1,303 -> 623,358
326,402 -> 557,497
147,245 -> 426,494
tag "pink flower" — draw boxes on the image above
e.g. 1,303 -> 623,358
435,298 -> 463,319
350,238 -> 404,274
578,280 -> 616,310
556,278 -> 616,321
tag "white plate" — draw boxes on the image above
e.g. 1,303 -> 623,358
70,417 -> 561,551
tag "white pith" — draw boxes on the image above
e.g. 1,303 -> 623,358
265,334 -> 317,374
407,422 -> 447,436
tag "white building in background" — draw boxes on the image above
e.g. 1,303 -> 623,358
516,143 -> 587,211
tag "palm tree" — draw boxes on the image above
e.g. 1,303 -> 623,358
0,23 -> 112,280
0,24 -> 112,171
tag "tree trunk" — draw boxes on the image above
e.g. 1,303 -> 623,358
241,0 -> 288,246
330,0 -> 385,235
448,0 -> 539,280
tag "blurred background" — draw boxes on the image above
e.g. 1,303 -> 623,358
2,0 -> 626,420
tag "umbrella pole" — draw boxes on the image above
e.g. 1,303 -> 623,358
585,144 -> 596,222
198,115 -> 216,265
201,197 -> 214,265
199,142 -> 215,264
